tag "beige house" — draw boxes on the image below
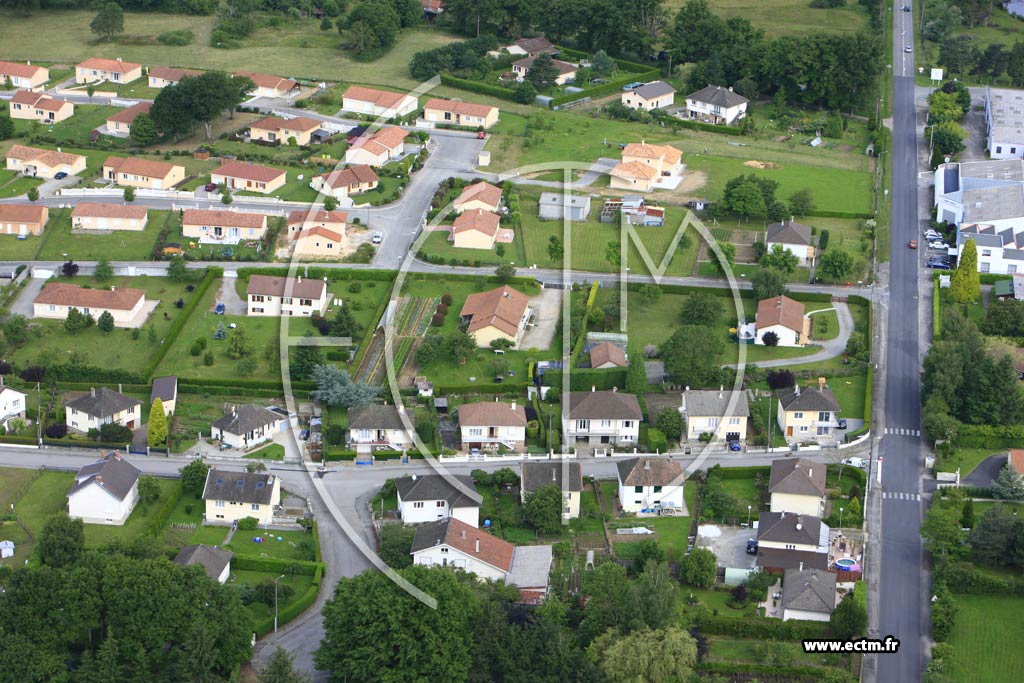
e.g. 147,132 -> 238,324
500,37 -> 557,57
453,181 -> 502,214
341,85 -> 418,119
202,469 -> 281,525
147,66 -> 202,88
563,390 -> 642,446
211,160 -> 287,194
681,388 -> 749,444
512,56 -> 577,85
621,81 -> 676,111
755,295 -> 808,347
0,60 -> 49,90
6,144 -> 87,178
246,274 -> 329,316
105,102 -> 151,136
776,381 -> 842,443
520,461 -> 582,520
286,209 -> 347,239
0,204 -> 48,236
309,164 -> 379,200
459,285 -> 532,348
609,161 -> 657,192
610,142 -> 684,192
64,387 -> 142,435
103,156 -> 185,190
75,57 -> 142,84
293,226 -> 346,257
344,126 -> 408,167
458,400 -> 527,451
9,90 -> 74,123
248,116 -> 321,146
451,209 -> 512,250
0,385 -> 28,431
769,458 -> 827,518
181,209 -> 267,243
34,282 -> 149,328
71,203 -> 148,231
234,71 -> 297,98
422,98 -> 499,129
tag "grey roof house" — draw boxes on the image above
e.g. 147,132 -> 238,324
538,192 -> 592,221
150,375 -> 177,415
520,462 -> 584,518
201,469 -> 281,524
67,451 -> 142,525
563,390 -> 643,446
769,458 -> 827,516
65,386 -> 141,434
681,388 -> 750,443
756,511 -> 830,572
780,568 -> 837,622
211,404 -> 282,451
395,474 -> 481,527
347,403 -> 415,452
684,85 -> 749,125
174,544 -> 234,584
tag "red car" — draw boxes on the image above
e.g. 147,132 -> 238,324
908,239 -> 918,249
477,131 -> 486,139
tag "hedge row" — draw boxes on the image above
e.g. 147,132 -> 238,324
253,582 -> 320,637
936,561 -> 1024,596
232,556 -> 323,575
142,268 -> 220,380
235,267 -> 396,283
176,376 -> 315,393
46,365 -> 146,384
435,383 -> 528,395
696,615 -> 831,639
55,382 -> 151,394
438,73 -> 518,102
178,383 -> 285,398
0,435 -> 37,446
954,423 -> 1024,449
705,465 -> 770,480
933,278 -> 942,340
143,482 -> 183,539
979,274 -> 1012,285
541,368 -> 627,391
805,209 -> 875,220
666,116 -> 745,137
694,662 -> 855,682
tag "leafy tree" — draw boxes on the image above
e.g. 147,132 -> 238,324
4,314 -> 29,347
681,291 -> 721,325
524,483 -> 564,535
310,364 -> 380,408
960,498 -> 975,530
91,2 -> 124,41
830,593 -> 867,638
255,579 -> 293,606
766,200 -> 789,222
148,398 -> 168,447
168,254 -> 189,282
761,244 -> 800,274
788,188 -> 815,216
180,459 -> 211,498
27,186 -> 39,203
992,464 -> 1024,501
379,525 -> 416,569
129,112 -> 158,146
817,249 -> 854,282
724,179 -> 766,218
949,238 -> 980,303
514,80 -> 537,104
38,514 -> 85,567
226,326 -> 252,359
526,53 -> 561,89
322,196 -> 338,212
590,627 -> 697,683
679,547 -> 716,588
655,408 -> 683,442
761,331 -> 779,347
123,186 -> 136,202
921,498 -> 969,560
766,369 -> 795,390
639,284 -> 662,306
660,325 -> 724,387
259,646 -> 312,683
590,49 -> 616,78
932,120 -> 966,157
710,242 -> 736,276
291,332 -> 322,380
96,310 -> 115,333
939,34 -> 980,78
138,475 -> 160,505
94,258 -> 114,282
64,307 -> 93,334
970,504 -> 1024,566
99,422 -> 131,443
0,114 -> 14,141
320,17 -> 333,30
625,343 -> 647,395
341,0 -> 401,59
495,263 -> 516,283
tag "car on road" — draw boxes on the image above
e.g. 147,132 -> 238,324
905,46 -> 912,53
908,239 -> 917,249
927,260 -> 951,269
902,4 -> 911,10
371,231 -> 383,244
204,182 -> 219,192
843,457 -> 867,469
476,130 -> 486,139
214,302 -> 226,315
746,539 -> 758,554
54,172 -> 68,180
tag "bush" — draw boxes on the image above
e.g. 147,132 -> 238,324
237,516 -> 259,530
45,424 -> 68,439
157,30 -> 194,46
441,293 -> 453,306
430,313 -> 445,326
646,428 -> 667,452
348,281 -> 363,293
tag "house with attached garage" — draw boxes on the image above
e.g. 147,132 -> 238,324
769,458 -> 827,517
756,511 -> 830,572
520,461 -> 583,520
562,389 -> 642,446
512,56 -> 577,85
0,60 -> 49,90
684,84 -> 749,125
35,283 -> 149,328
458,400 -> 527,452
6,144 -> 86,179
104,102 -> 151,137
248,116 -> 323,146
616,457 -> 685,513
780,568 -> 837,621
245,274 -> 329,316
202,468 -> 281,525
147,66 -> 202,89
422,98 -> 500,129
309,164 -> 379,201
0,203 -> 48,237
173,544 -> 234,584
103,156 -> 184,190
67,451 -> 141,525
776,380 -> 842,443
210,404 -> 281,451
538,192 -> 591,221
755,295 -> 807,347
75,57 -> 142,84
0,382 -> 27,431
234,71 -> 297,99
766,219 -> 815,266
621,81 -> 676,111
344,126 -> 408,167
680,388 -> 749,444
211,160 -> 287,194
396,473 -> 480,526
150,376 -> 177,416
348,403 -> 416,453
341,86 -> 418,119
8,90 -> 74,123
181,208 -> 268,244
64,387 -> 141,435
453,181 -> 503,214
450,208 -> 513,250
71,203 -> 148,231
459,285 -> 532,348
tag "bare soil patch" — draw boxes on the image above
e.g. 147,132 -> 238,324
743,160 -> 782,169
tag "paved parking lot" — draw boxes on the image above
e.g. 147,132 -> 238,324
695,523 -> 758,570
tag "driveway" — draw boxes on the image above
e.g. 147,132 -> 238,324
731,302 -> 854,369
695,524 -> 758,570
216,273 -> 246,315
962,453 -> 1007,487
520,287 -> 560,350
8,276 -> 46,317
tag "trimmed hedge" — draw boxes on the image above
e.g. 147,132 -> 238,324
176,376 -> 315,393
438,73 -> 518,102
667,117 -> 745,137
954,423 -> 1024,448
542,368 -> 627,391
0,435 -> 37,446
143,267 -> 220,380
143,482 -> 183,538
705,465 -> 770,480
236,267 -> 396,283
696,615 -> 831,639
979,274 -> 1012,285
435,383 -> 529,395
804,209 -> 874,219
47,365 -> 145,384
325,451 -> 357,461
232,556 -> 323,575
695,662 -> 855,682
253,582 -> 319,636
43,438 -> 127,450
55,382 -> 151,393
178,383 -> 284,398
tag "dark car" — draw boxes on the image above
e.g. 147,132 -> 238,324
837,418 -> 848,429
204,182 -> 219,192
902,5 -> 911,10
214,302 -> 226,315
54,172 -> 68,180
746,539 -> 758,554
927,260 -> 951,270
729,441 -> 741,452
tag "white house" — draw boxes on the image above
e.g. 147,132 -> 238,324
395,474 -> 480,527
684,85 -> 749,125
202,469 -> 281,525
347,403 -> 415,452
680,388 -> 749,444
173,544 -> 234,584
769,458 -> 826,517
780,568 -> 837,622
520,461 -> 583,520
0,384 -> 27,431
616,457 -> 685,514
755,295 -> 807,347
562,390 -> 641,446
766,220 -> 815,266
71,203 -> 148,232
210,404 -> 281,450
67,451 -> 141,525
410,517 -> 513,582
65,387 -> 141,435
458,400 -> 527,451
986,86 -> 1024,160
756,512 -> 830,572
246,275 -> 329,317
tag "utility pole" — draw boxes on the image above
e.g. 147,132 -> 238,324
36,382 -> 41,446
274,574 -> 285,632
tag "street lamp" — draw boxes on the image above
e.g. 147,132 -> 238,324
274,574 -> 286,632
839,507 -> 845,529
747,505 -> 752,527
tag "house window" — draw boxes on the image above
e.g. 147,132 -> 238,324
653,486 -> 662,493
794,412 -> 804,419
440,547 -> 448,553
469,427 -> 483,436
634,486 -> 643,493
251,503 -> 260,511
997,146 -> 1003,153
817,411 -> 830,422
599,420 -> 611,428
982,249 -> 992,257
1009,264 -> 1018,274
624,421 -> 632,428
216,500 -> 225,508
1013,148 -> 1018,154
729,417 -> 740,425
413,501 -> 424,509
436,501 -> 445,507
817,426 -> 830,435
980,262 -> 991,273
786,544 -> 796,550
800,426 -> 809,433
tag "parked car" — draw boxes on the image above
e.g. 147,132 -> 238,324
204,182 -> 219,192
902,4 -> 911,10
929,241 -> 950,250
908,239 -> 917,249
729,440 -> 741,451
924,229 -> 942,240
476,130 -> 486,139
843,457 -> 867,469
746,539 -> 758,554
54,171 -> 68,180
214,302 -> 226,315
837,418 -> 848,429
905,46 -> 912,53
371,231 -> 383,244
927,260 -> 951,269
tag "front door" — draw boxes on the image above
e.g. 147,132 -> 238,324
214,226 -> 223,237
786,426 -> 793,437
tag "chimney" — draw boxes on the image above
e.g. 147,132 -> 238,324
475,539 -> 480,553
644,459 -> 650,470
794,385 -> 801,396
511,401 -> 516,412
91,387 -> 96,398
799,561 -> 804,571
818,376 -> 826,391
461,529 -> 466,540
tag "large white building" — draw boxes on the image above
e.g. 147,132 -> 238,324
67,451 -> 141,525
986,87 -> 1024,160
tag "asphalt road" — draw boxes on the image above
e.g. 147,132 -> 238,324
876,4 -> 927,681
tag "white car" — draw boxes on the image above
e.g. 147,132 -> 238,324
842,457 -> 867,470
371,231 -> 383,244
929,241 -> 949,250
924,231 -> 942,241
905,46 -> 912,53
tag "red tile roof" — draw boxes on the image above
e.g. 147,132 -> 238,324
0,61 -> 46,80
212,160 -> 286,183
455,181 -> 502,209
317,164 -> 379,188
106,101 -> 151,125
148,66 -> 202,82
0,203 -> 47,224
77,57 -> 141,73
250,116 -> 321,133
34,282 -> 144,311
458,401 -> 527,428
452,208 -> 500,238
610,160 -> 657,180
7,144 -> 84,168
343,86 -> 410,109
1009,449 -> 1024,475
349,126 -> 408,157
459,285 -> 529,337
287,209 -> 348,227
182,209 -> 266,229
296,226 -> 344,242
235,71 -> 297,93
10,90 -> 69,111
103,155 -> 180,180
71,203 -> 148,220
756,295 -> 805,334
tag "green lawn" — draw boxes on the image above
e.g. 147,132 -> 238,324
681,587 -> 758,618
690,0 -> 867,37
810,309 -> 840,341
0,468 -> 39,510
827,374 -> 868,420
233,569 -> 314,624
419,231 -> 517,268
14,104 -> 127,147
82,478 -> 181,547
947,595 -> 1024,682
227,529 -> 316,561
935,448 -> 1003,477
0,174 -> 45,199
7,274 -> 201,375
245,443 -> 285,460
706,637 -> 842,668
35,207 -> 170,261
610,512 -> 692,560
970,501 -> 1024,519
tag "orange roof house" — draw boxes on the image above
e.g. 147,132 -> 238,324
211,161 -> 287,194
309,164 -> 380,200
0,203 -> 49,237
450,209 -> 513,250
9,90 -> 74,123
6,144 -> 87,179
76,57 -> 142,84
71,203 -> 148,231
148,66 -> 203,88
0,60 -> 49,89
342,86 -> 418,118
103,156 -> 184,189
423,98 -> 500,129
248,116 -> 322,146
453,181 -> 502,213
105,102 -> 152,135
459,285 -> 532,347
235,71 -> 297,98
755,295 -> 808,347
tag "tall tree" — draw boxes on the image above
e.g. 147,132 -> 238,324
526,53 -> 560,89
128,113 -> 158,146
950,238 -> 980,303
38,515 -> 85,567
752,266 -> 788,300
761,244 -> 800,274
523,483 -> 564,535
589,627 -> 697,683
179,459 -> 211,498
259,647 -> 312,683
148,398 -> 168,447
660,325 -> 724,387
90,2 -> 124,42
817,249 -> 854,282
310,364 -> 379,408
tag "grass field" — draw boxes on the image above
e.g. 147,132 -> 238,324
685,0 -> 868,37
34,208 -> 170,261
234,569 -> 314,623
0,173 -> 44,199
227,529 -> 315,561
706,637 -> 842,667
947,595 -> 1024,681
0,468 -> 39,510
245,443 -> 285,460
14,103 -> 127,148
918,6 -> 1024,85
935,447 -> 1002,476
680,587 -> 758,618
